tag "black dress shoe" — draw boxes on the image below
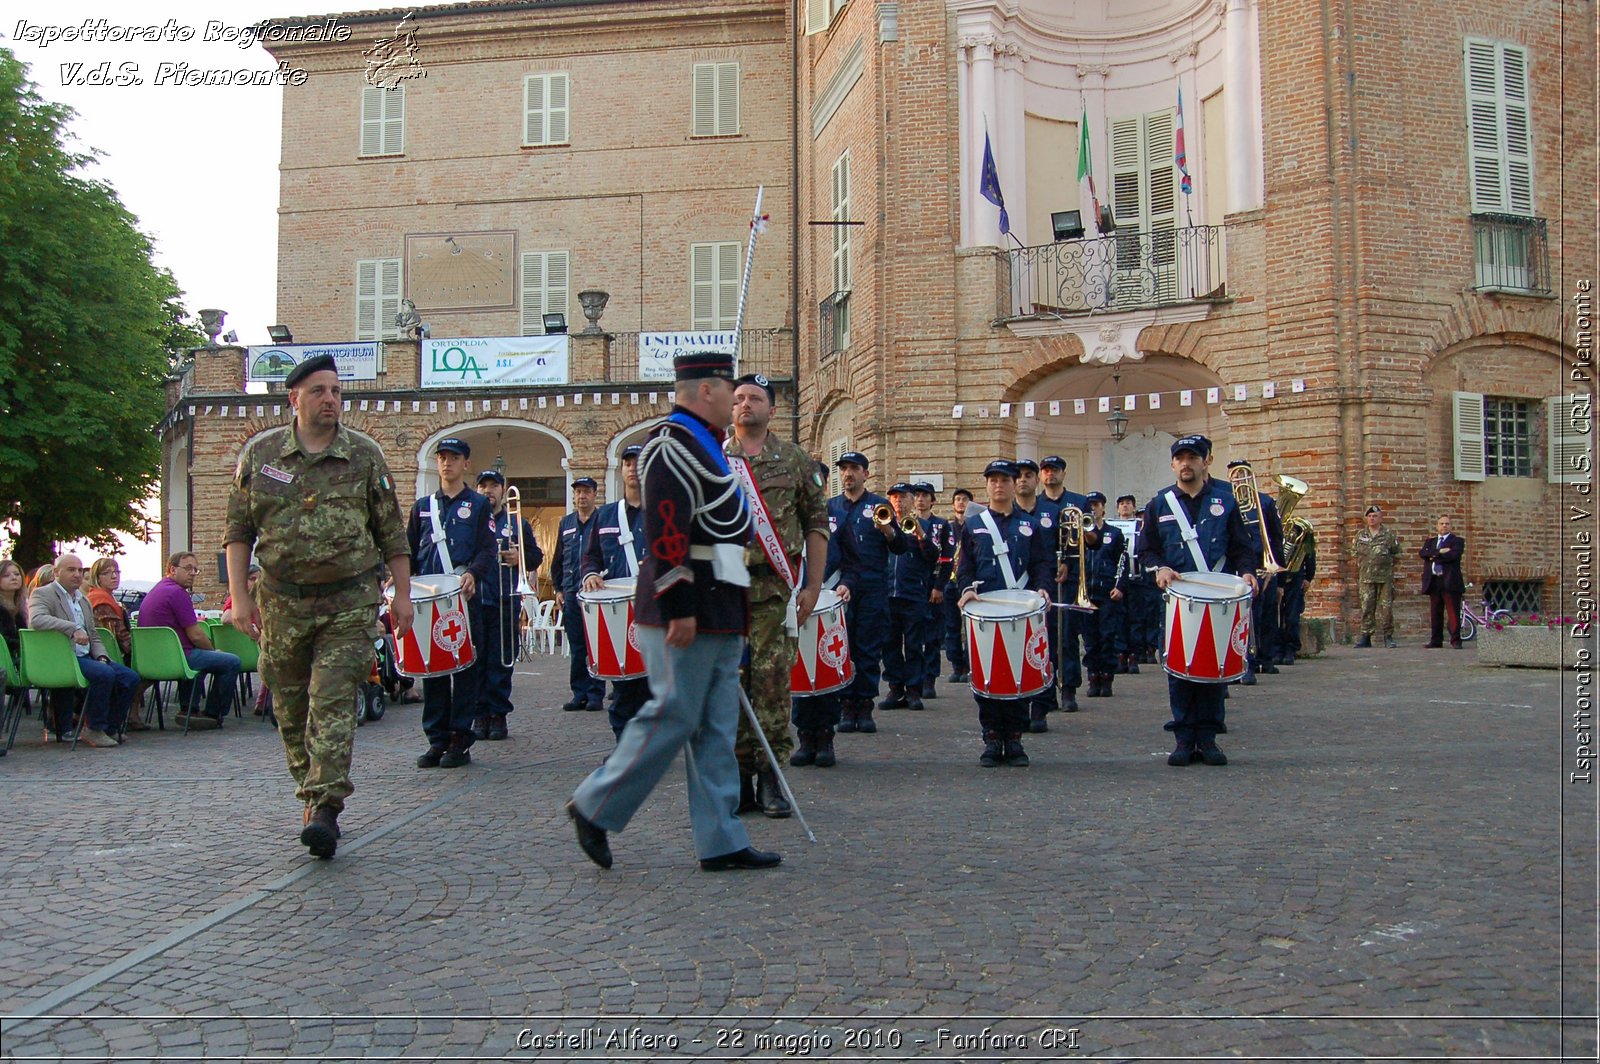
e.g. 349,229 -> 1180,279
416,745 -> 445,768
566,800 -> 612,869
951,671 -> 971,684
1259,663 -> 1279,674
561,698 -> 585,712
700,846 -> 782,871
921,683 -> 937,699
1280,654 -> 1296,665
1167,744 -> 1194,767
471,717 -> 489,740
1196,742 -> 1228,766
905,695 -> 924,711
877,685 -> 907,710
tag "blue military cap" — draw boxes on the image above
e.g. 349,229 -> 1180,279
1226,458 -> 1252,470
1171,434 -> 1211,458
475,469 -> 505,486
1014,457 -> 1040,473
621,444 -> 644,460
1116,493 -> 1137,505
284,353 -> 337,388
435,437 -> 471,458
983,460 -> 1019,479
1085,491 -> 1107,505
888,482 -> 915,495
836,451 -> 869,469
912,481 -> 937,495
572,476 -> 598,489
1040,455 -> 1066,470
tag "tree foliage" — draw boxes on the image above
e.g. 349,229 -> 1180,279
0,48 -> 203,569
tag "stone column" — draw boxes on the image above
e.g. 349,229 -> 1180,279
1225,0 -> 1261,213
971,36 -> 999,246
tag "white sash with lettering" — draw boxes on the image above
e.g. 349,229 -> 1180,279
975,507 -> 1024,590
428,493 -> 459,574
616,504 -> 640,578
1163,489 -> 1213,573
729,456 -> 802,634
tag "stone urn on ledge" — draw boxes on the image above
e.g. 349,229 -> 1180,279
577,289 -> 609,334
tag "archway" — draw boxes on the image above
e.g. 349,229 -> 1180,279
604,418 -> 667,500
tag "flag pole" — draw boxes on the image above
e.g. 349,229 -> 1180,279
731,185 -> 766,373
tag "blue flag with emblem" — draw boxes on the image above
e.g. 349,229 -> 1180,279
979,131 -> 1010,236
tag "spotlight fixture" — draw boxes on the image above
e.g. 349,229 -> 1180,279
267,324 -> 294,344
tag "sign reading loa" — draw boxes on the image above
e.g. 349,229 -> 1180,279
421,336 -> 570,388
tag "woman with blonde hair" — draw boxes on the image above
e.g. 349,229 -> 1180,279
87,557 -> 149,729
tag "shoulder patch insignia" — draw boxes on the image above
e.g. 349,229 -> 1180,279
1210,501 -> 1224,517
812,471 -> 825,487
1020,523 -> 1034,537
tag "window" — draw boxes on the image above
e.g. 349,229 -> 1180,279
355,258 -> 402,341
1109,110 -> 1178,304
830,151 -> 851,350
805,0 -> 848,35
520,251 -> 570,335
1465,39 -> 1533,216
690,242 -> 740,330
1483,397 -> 1534,477
360,85 -> 405,157
1484,580 -> 1542,615
523,73 -> 570,146
692,62 -> 740,137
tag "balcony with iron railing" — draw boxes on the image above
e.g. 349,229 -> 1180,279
1471,213 -> 1551,296
997,224 -> 1229,322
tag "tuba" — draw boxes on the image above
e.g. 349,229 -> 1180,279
1228,465 -> 1286,575
1274,474 -> 1309,525
1058,507 -> 1096,611
1284,517 -> 1317,573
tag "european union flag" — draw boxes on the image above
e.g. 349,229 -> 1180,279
979,131 -> 1010,236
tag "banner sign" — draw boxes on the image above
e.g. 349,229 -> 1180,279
245,343 -> 378,383
638,331 -> 739,381
421,336 -> 569,388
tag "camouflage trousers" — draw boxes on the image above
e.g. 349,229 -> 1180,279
1359,579 -> 1396,639
258,587 -> 378,814
737,592 -> 796,772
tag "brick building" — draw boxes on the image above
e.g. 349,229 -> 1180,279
161,0 -> 1593,633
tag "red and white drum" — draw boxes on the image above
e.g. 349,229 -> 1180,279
579,578 -> 646,681
1162,572 -> 1252,683
964,590 -> 1053,699
790,589 -> 853,696
394,575 -> 476,678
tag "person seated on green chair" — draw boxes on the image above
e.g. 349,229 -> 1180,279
86,557 -> 151,730
28,553 -> 140,747
136,552 -> 241,729
222,564 -> 271,716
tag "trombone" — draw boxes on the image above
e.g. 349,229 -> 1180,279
1228,465 -> 1286,575
1058,506 -> 1096,611
499,485 -> 536,667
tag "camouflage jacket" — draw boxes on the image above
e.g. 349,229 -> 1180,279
724,430 -> 830,603
225,424 -> 408,608
1351,526 -> 1402,582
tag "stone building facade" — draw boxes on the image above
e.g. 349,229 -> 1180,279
161,0 -> 1593,634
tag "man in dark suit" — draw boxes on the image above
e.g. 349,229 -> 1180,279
1419,514 -> 1466,649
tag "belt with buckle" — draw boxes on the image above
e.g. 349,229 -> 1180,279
262,569 -> 377,599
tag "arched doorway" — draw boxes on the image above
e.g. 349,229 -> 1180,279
1014,355 -> 1228,501
604,418 -> 666,501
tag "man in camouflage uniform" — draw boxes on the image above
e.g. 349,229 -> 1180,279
1351,503 -> 1401,648
726,373 -> 829,815
224,354 -> 413,860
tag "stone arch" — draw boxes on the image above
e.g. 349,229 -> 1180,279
603,417 -> 667,499
1425,294 -> 1568,366
415,418 -> 573,498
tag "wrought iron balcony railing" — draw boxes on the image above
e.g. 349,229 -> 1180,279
998,224 -> 1228,321
1471,213 -> 1551,295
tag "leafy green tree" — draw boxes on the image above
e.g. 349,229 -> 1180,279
0,49 -> 203,569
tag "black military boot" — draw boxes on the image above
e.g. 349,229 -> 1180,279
300,805 -> 340,859
813,727 -> 837,767
905,690 -> 925,711
790,731 -> 816,767
1029,703 -> 1049,733
439,734 -> 472,768
1063,688 -> 1080,712
1115,654 -> 1130,674
471,717 -> 489,741
836,700 -> 858,733
979,730 -> 1004,767
1126,655 -> 1140,674
1003,734 -> 1029,767
921,680 -> 937,699
737,772 -> 759,814
877,685 -> 907,710
756,767 -> 792,819
1086,674 -> 1103,698
1354,634 -> 1373,648
1100,673 -> 1114,697
855,699 -> 878,734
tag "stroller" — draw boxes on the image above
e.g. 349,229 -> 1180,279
357,633 -> 400,725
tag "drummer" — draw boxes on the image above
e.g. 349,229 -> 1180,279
581,444 -> 650,740
406,437 -> 497,770
1133,435 -> 1258,767
954,460 -> 1057,768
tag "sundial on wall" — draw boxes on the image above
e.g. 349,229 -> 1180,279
404,231 -> 517,312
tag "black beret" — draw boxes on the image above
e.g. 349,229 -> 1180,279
284,353 -> 337,388
734,373 -> 775,403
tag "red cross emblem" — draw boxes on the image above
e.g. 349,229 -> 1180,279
818,621 -> 848,670
433,610 -> 468,652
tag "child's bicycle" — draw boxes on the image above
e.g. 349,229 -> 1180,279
1459,582 -> 1514,641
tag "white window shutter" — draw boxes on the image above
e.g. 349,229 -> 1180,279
1500,46 -> 1533,214
1547,395 -> 1593,484
521,252 -> 545,334
828,439 -> 848,495
717,243 -> 740,330
806,0 -> 829,35
692,63 -> 716,137
548,73 -> 570,144
546,251 -> 569,327
691,243 -> 716,329
356,260 -> 379,339
524,75 -> 546,145
832,152 -> 851,293
717,63 -> 739,136
360,87 -> 384,156
379,259 -> 402,339
1465,39 -> 1533,215
1110,116 -> 1142,225
1453,390 -> 1486,481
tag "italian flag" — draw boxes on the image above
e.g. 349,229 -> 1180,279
1077,103 -> 1102,236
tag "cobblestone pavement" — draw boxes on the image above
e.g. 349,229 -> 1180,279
1,639 -> 1594,1062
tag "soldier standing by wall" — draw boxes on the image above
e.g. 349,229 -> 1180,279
725,374 -> 829,812
1351,504 -> 1402,648
224,354 -> 413,859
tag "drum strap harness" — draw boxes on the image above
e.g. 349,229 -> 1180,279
1163,489 -> 1213,574
428,493 -> 462,576
616,503 -> 640,579
974,507 -> 1024,591
729,456 -> 801,635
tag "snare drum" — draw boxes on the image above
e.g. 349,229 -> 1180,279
1162,572 -> 1252,683
394,574 -> 477,678
963,590 -> 1053,699
578,579 -> 646,681
790,589 -> 853,696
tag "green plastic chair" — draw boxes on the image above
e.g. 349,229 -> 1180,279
131,626 -> 199,733
211,625 -> 262,718
0,638 -> 25,753
18,629 -> 89,749
96,627 -> 127,667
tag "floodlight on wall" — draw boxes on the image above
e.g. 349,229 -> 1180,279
267,325 -> 294,344
222,331 -> 238,344
1051,210 -> 1084,241
543,313 -> 568,335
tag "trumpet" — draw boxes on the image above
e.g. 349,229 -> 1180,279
899,514 -> 920,537
1058,506 -> 1096,611
500,485 -> 535,667
873,503 -> 895,527
1228,465 -> 1286,575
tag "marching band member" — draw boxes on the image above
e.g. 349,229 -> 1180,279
879,483 -> 940,713
580,445 -> 649,741
551,476 -> 607,712
955,460 -> 1057,768
942,488 -> 974,684
566,351 -> 780,873
1114,494 -> 1159,671
912,482 -> 953,699
1037,455 -> 1095,719
473,469 -> 542,742
1135,435 -> 1258,767
1081,492 -> 1126,697
1227,458 -> 1284,684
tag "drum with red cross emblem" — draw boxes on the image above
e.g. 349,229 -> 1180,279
963,590 -> 1053,699
1161,572 -> 1251,683
393,574 -> 477,678
579,578 -> 646,681
790,588 -> 854,696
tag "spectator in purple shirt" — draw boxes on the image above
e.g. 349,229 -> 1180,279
136,552 -> 241,728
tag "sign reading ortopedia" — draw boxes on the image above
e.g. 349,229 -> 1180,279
421,336 -> 570,388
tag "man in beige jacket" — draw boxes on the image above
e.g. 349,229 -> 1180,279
28,553 -> 140,746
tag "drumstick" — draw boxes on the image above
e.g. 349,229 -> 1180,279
737,685 -> 817,843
